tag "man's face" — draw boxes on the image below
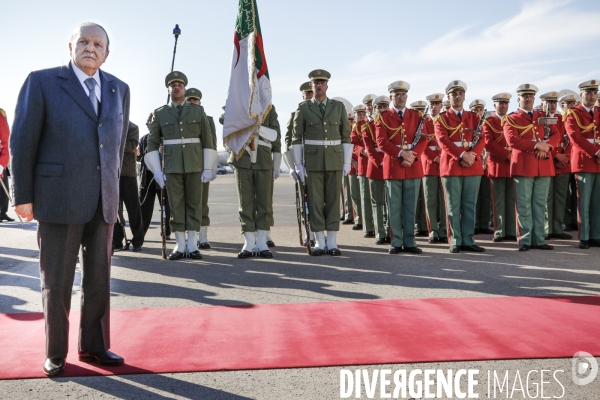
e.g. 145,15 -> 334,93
169,81 -> 186,102
146,114 -> 153,130
302,91 -> 314,101
543,100 -> 557,114
355,111 -> 366,121
472,106 -> 484,117
429,102 -> 442,116
494,101 -> 509,116
390,90 -> 407,109
365,101 -> 374,114
562,101 -> 576,110
518,93 -> 535,110
312,80 -> 328,97
449,90 -> 465,109
69,25 -> 109,75
375,103 -> 389,112
581,89 -> 598,108
187,98 -> 201,106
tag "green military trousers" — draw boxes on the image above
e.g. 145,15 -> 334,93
414,184 -> 427,233
423,176 -> 447,240
359,175 -> 373,233
386,178 -> 420,248
165,172 -> 203,232
269,177 -> 275,227
476,176 -> 492,230
490,177 -> 516,239
201,182 -> 210,226
514,176 -> 550,246
369,179 -> 387,240
576,172 -> 600,241
342,175 -> 354,221
349,174 -> 362,225
307,170 -> 343,232
234,167 -> 272,233
545,173 -> 570,236
442,175 -> 481,247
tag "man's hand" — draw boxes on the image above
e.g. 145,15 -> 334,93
554,153 -> 568,164
295,164 -> 306,183
0,165 -> 4,178
535,141 -> 551,153
201,170 -> 212,183
15,203 -> 34,222
135,147 -> 141,157
273,169 -> 280,180
343,163 -> 352,176
434,156 -> 440,164
401,160 -> 413,168
351,160 -> 358,170
399,150 -> 416,163
460,151 -> 475,166
459,160 -> 472,168
154,171 -> 166,188
289,170 -> 299,182
535,150 -> 548,160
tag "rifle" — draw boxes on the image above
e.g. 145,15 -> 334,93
540,105 -> 558,141
471,109 -> 488,147
294,180 -> 303,246
410,105 -> 429,148
300,139 -> 311,254
160,140 -> 167,259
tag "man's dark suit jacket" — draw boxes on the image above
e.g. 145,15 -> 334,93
10,62 -> 130,224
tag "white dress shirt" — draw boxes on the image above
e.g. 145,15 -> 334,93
71,62 -> 101,102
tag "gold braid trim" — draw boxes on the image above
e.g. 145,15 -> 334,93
363,122 -> 376,142
483,119 -> 505,143
377,113 -> 404,141
504,115 -> 534,138
435,114 -> 462,139
564,109 -> 595,133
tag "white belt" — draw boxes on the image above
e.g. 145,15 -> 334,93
305,140 -> 341,146
258,139 -> 272,149
428,146 -> 437,151
163,138 -> 201,145
375,148 -> 383,152
454,141 -> 473,147
397,144 -> 414,150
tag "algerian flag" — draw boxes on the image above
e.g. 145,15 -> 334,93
223,0 -> 272,158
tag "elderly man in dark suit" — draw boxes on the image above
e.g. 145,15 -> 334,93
10,22 -> 130,376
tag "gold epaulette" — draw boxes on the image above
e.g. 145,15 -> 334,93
0,108 -> 5,118
361,123 -> 368,132
373,113 -> 382,123
433,114 -> 442,124
564,108 -> 595,133
418,110 -> 424,118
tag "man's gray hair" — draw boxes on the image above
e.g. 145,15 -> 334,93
70,22 -> 110,51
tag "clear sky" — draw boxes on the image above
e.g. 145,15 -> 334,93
1,0 -> 599,150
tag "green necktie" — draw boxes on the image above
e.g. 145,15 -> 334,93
177,104 -> 183,117
319,102 -> 325,117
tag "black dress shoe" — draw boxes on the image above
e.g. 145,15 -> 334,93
414,230 -> 429,237
375,239 -> 386,245
131,245 -> 142,252
168,251 -> 184,260
474,228 -> 480,235
505,235 -> 518,241
439,237 -> 448,243
266,240 -> 275,248
328,248 -> 342,256
428,237 -> 439,244
492,236 -> 504,242
364,231 -> 375,238
404,246 -> 423,254
78,350 -> 124,366
589,239 -> 600,247
384,237 -> 391,243
531,244 -> 553,250
518,245 -> 530,251
0,214 -> 15,222
388,246 -> 402,254
43,358 -> 65,376
544,235 -> 551,241
342,219 -> 354,225
311,248 -> 325,256
579,240 -> 590,249
188,250 -> 203,259
550,232 -> 573,240
449,247 -> 460,253
352,224 -> 363,230
477,228 -> 494,235
198,242 -> 211,250
237,250 -> 253,259
460,244 -> 486,252
258,249 -> 273,258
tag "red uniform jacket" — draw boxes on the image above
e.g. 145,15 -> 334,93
361,120 -> 385,180
552,113 -> 571,174
0,110 -> 9,173
564,105 -> 600,174
504,109 -> 560,177
375,108 -> 428,180
483,114 -> 511,178
351,120 -> 368,176
434,109 -> 485,177
421,116 -> 441,176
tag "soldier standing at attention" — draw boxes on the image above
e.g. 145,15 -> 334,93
470,99 -> 494,235
351,103 -> 375,238
292,69 -> 352,256
504,83 -> 560,251
185,88 -> 218,249
483,93 -> 517,242
435,80 -> 486,253
363,94 -> 377,122
375,81 -> 428,254
564,80 -> 600,249
409,100 -> 429,238
145,71 -> 217,260
421,93 -> 447,244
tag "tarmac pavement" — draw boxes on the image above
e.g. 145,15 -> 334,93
1,174 -> 599,399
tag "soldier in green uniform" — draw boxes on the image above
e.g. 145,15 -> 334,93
145,71 -> 217,260
291,69 -> 352,256
185,88 -> 219,249
228,106 -> 282,258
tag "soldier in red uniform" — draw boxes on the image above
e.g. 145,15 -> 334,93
351,104 -> 374,238
375,81 -> 428,254
564,79 -> 600,249
434,80 -> 486,253
421,93 -> 447,243
483,92 -> 516,242
362,95 -> 390,244
0,108 -> 12,222
504,83 -> 560,251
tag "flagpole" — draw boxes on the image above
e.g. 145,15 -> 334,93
166,24 -> 182,104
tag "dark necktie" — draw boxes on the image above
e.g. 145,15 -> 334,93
398,110 -> 403,118
590,110 -> 594,119
457,111 -> 462,120
84,78 -> 98,115
319,102 -> 325,117
177,104 -> 183,117
528,111 -> 533,118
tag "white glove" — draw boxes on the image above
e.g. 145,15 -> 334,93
289,170 -> 298,182
153,171 -> 166,188
273,170 -> 280,179
295,164 -> 306,183
0,165 -> 4,176
201,170 -> 212,183
272,152 -> 282,180
210,171 -> 217,181
343,164 -> 351,176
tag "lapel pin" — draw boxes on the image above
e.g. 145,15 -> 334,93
112,89 -> 115,93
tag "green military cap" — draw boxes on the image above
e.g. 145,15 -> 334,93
300,81 -> 313,92
185,88 -> 202,100
308,69 -> 331,81
165,71 -> 188,88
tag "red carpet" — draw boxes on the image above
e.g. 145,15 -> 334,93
1,295 -> 599,379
